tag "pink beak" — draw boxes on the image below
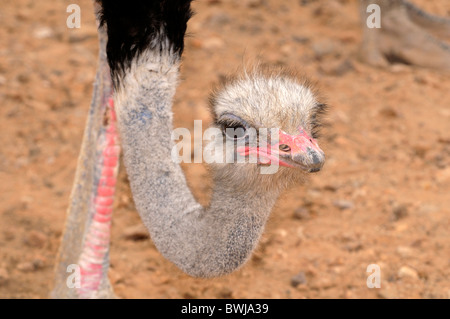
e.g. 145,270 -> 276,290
238,127 -> 325,173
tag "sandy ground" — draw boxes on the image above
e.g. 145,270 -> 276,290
0,0 -> 449,299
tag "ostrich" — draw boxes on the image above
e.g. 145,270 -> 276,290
52,0 -> 326,299
360,0 -> 450,70
52,0 -> 450,299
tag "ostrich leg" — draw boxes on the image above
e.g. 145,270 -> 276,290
360,0 -> 450,70
51,23 -> 118,299
404,1 -> 450,41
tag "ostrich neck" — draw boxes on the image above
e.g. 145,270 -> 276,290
115,50 -> 280,277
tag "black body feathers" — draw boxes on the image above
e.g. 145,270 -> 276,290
96,0 -> 192,81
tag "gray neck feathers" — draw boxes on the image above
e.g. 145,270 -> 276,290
115,49 -> 280,277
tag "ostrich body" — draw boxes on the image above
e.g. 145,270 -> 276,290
52,0 -> 450,299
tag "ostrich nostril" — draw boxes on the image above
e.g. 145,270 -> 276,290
279,144 -> 291,152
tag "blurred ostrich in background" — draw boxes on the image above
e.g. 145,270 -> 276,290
360,0 -> 450,70
52,0 -> 450,298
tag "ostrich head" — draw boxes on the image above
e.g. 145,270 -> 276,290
206,70 -> 326,192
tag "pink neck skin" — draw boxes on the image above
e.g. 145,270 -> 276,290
77,98 -> 120,298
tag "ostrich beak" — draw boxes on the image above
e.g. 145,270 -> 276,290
237,128 -> 325,173
275,128 -> 325,173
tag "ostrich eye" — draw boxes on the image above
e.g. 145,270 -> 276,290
217,113 -> 250,140
223,124 -> 247,140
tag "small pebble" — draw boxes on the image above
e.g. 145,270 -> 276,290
199,37 -> 225,50
217,287 -> 233,298
396,246 -> 414,258
32,257 -> 45,270
292,35 -> 310,44
413,143 -> 431,158
244,0 -> 265,8
310,277 -> 335,290
17,262 -> 36,272
299,0 -> 318,6
377,287 -> 398,299
122,224 -> 149,241
391,204 -> 408,221
290,272 -> 307,287
322,184 -> 338,192
17,257 -> 45,272
293,207 -> 310,220
398,266 -> 419,279
343,242 -> 363,252
32,26 -> 54,39
378,107 -> 399,118
333,200 -> 354,210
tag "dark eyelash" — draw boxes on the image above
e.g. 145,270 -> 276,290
215,113 -> 250,129
217,119 -> 243,128
311,122 -> 322,139
311,103 -> 327,139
